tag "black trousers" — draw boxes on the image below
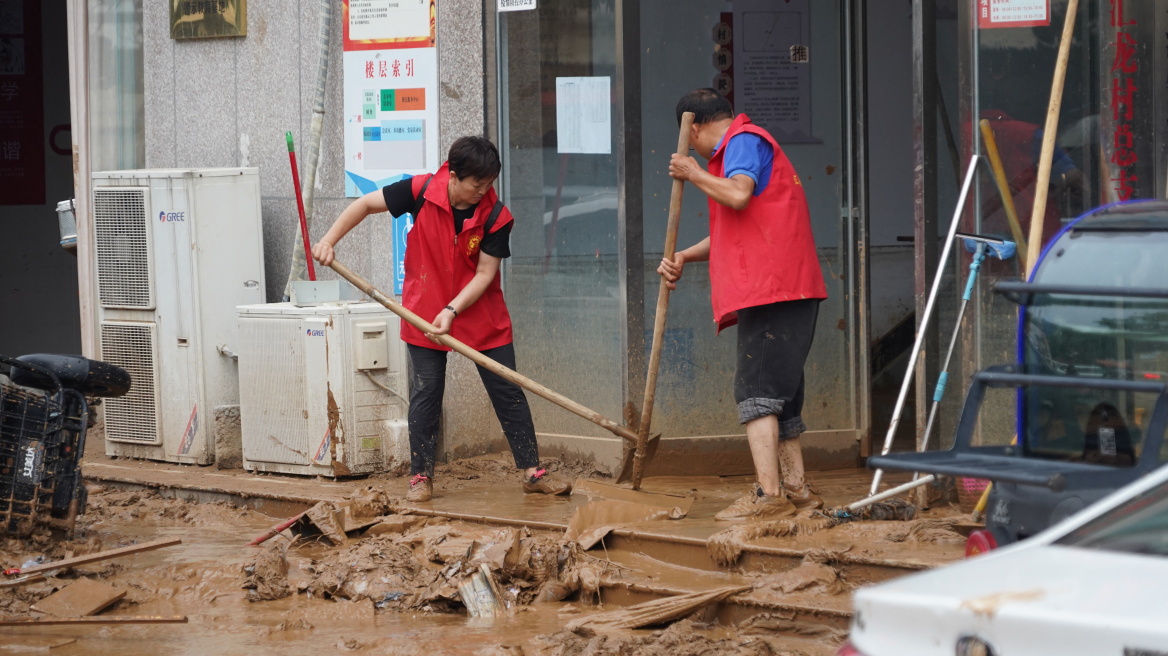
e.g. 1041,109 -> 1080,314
733,299 -> 820,438
407,342 -> 540,477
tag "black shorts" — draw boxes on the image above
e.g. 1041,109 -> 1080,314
734,299 -> 820,437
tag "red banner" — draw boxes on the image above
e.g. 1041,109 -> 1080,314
0,0 -> 45,205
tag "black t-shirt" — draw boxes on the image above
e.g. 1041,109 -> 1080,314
382,178 -> 512,258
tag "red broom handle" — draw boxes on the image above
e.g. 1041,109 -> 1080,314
286,131 -> 316,281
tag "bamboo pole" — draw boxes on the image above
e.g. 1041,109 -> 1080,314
1025,0 -> 1079,277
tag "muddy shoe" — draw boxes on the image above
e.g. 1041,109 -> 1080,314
714,484 -> 797,521
783,482 -> 824,510
406,474 -> 433,502
522,469 -> 571,495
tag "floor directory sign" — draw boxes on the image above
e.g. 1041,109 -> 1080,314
342,0 -> 439,198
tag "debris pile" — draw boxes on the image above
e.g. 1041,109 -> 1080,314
242,488 -> 593,618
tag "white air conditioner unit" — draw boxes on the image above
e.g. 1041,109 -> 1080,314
90,168 -> 266,464
236,302 -> 409,476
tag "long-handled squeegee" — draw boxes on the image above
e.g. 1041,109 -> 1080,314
916,233 -> 1017,459
851,232 -> 1015,513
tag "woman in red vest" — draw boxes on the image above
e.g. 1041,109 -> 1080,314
313,137 -> 570,502
659,89 -> 828,521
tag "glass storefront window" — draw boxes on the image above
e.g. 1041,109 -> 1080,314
89,0 -> 144,171
638,1 -> 858,440
968,0 -> 1168,446
497,1 -> 866,454
497,1 -> 624,435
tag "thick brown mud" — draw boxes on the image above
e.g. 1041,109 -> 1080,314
2,463 -> 964,655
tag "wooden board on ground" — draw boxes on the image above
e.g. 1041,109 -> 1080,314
364,515 -> 426,536
31,579 -> 125,617
0,637 -> 77,650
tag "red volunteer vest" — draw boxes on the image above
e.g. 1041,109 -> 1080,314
706,114 -> 827,332
400,164 -> 514,351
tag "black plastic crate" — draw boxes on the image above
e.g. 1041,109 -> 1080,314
0,357 -> 88,537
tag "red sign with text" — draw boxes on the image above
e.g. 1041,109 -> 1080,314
978,0 -> 1051,29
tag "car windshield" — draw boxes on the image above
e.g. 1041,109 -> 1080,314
1022,223 -> 1168,466
1055,472 -> 1168,555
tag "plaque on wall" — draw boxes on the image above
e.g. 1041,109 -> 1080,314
171,0 -> 247,39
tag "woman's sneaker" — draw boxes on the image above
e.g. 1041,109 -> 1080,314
406,474 -> 433,502
714,484 -> 797,521
783,482 -> 824,510
522,468 -> 571,495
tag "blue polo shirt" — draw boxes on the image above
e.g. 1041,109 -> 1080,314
716,132 -> 774,196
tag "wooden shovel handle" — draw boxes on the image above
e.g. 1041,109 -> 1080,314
632,111 -> 695,489
328,260 -> 640,443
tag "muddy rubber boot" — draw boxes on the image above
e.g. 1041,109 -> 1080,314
783,482 -> 824,510
406,474 -> 433,502
714,484 -> 797,521
522,468 -> 571,495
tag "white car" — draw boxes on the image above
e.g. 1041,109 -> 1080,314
839,463 -> 1168,655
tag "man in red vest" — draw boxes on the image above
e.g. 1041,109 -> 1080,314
313,136 -> 570,502
658,89 -> 828,520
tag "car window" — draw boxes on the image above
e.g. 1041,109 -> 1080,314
1055,474 -> 1168,555
1024,227 -> 1168,467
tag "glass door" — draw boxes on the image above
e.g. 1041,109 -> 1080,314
637,1 -> 867,464
496,1 -> 867,467
496,2 -> 625,437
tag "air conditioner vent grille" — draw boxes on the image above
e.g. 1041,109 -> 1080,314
94,188 -> 152,309
100,323 -> 159,444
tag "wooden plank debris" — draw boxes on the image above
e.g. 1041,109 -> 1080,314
566,585 -> 751,631
0,615 -> 187,626
30,579 -> 125,617
14,538 -> 182,576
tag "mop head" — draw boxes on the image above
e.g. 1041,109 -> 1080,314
706,499 -> 920,567
706,514 -> 842,567
823,497 -> 917,524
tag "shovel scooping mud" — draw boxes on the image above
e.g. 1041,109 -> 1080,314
326,260 -> 694,511
616,111 -> 695,489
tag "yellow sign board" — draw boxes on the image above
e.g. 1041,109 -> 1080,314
171,0 -> 247,39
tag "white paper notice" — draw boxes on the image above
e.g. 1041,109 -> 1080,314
498,0 -> 536,12
348,0 -> 430,42
555,77 -> 611,155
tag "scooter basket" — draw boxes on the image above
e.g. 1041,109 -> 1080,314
0,357 -> 88,537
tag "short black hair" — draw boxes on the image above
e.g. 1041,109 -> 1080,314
447,136 -> 501,181
676,88 -> 734,126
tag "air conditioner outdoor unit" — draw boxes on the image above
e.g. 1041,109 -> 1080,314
236,302 -> 409,477
90,168 -> 265,464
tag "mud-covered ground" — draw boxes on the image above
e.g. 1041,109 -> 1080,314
1,460 -> 969,655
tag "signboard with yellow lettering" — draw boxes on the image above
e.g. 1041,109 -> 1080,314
171,0 -> 247,39
342,0 -> 439,197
